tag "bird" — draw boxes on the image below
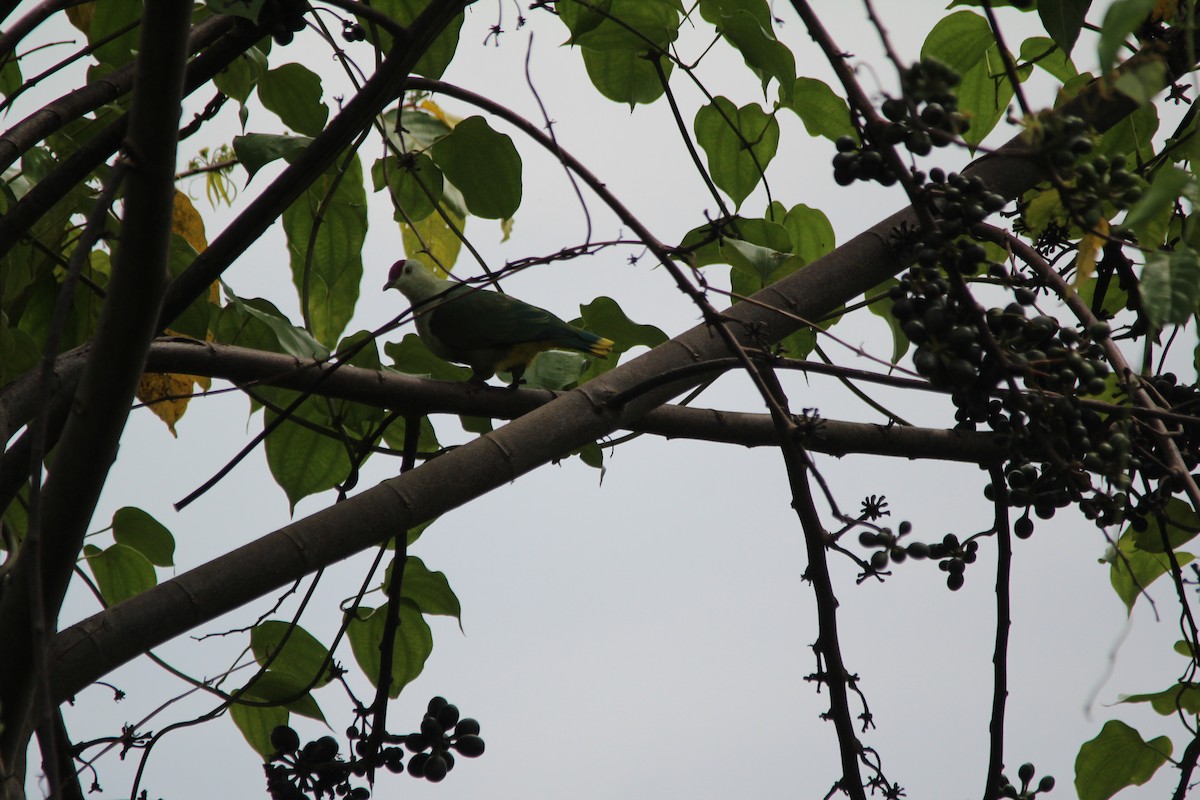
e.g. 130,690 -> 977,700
383,257 -> 614,385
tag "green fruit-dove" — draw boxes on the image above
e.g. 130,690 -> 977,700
384,257 -> 614,383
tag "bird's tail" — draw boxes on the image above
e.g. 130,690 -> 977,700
576,331 -> 614,359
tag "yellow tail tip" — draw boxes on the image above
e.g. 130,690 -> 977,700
589,337 -> 615,358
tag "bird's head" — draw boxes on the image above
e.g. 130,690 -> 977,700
383,257 -> 444,298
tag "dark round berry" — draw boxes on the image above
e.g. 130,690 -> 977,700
423,754 -> 448,783
455,718 -> 481,737
436,703 -> 460,730
270,726 -> 301,755
1014,517 -> 1035,539
420,715 -> 444,741
454,734 -> 486,758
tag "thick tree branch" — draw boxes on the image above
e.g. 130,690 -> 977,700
0,0 -> 192,765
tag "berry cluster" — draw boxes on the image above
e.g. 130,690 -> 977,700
260,0 -> 307,45
264,697 -> 485,798
1130,373 -> 1200,481
831,59 -> 970,187
342,20 -> 367,42
999,762 -> 1056,799
858,523 -> 980,591
832,135 -> 897,187
403,696 -> 486,783
265,729 -> 365,800
1024,114 -> 1146,234
890,256 -> 985,391
926,169 -> 1008,239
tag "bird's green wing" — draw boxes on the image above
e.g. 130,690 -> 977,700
428,290 -> 576,349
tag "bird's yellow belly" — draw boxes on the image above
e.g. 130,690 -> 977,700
495,341 -> 559,372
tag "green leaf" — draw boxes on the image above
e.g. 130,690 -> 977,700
282,153 -> 368,347
0,320 -> 39,386
694,97 -> 780,208
578,296 -> 669,355
219,287 -> 330,359
1038,0 -> 1090,56
1140,246 -> 1200,328
238,671 -> 325,722
230,703 -> 288,761
1130,497 -> 1200,554
251,621 -> 334,688
1120,682 -> 1200,715
921,10 -> 995,75
1124,165 -> 1190,244
430,117 -> 522,219
779,77 -> 854,142
232,133 -> 313,181
205,0 -> 265,21
83,544 -> 157,606
576,295 -> 667,381
346,602 -> 433,698
957,44 -> 1028,149
560,0 -> 680,52
359,0 -> 463,79
378,409 -> 441,464
89,0 -> 141,68
0,53 -> 23,98
1113,59 -> 1168,105
725,238 -> 792,282
112,507 -> 175,567
1019,36 -> 1078,82
678,215 -> 791,274
264,400 -> 351,511
372,152 -> 444,223
702,2 -> 795,95
385,332 -> 470,381
774,202 -> 835,264
1109,525 -> 1195,612
389,556 -> 462,622
1098,0 -> 1156,73
519,350 -> 590,390
1097,102 -> 1158,162
21,147 -> 56,185
868,279 -> 910,364
165,234 -> 210,340
580,47 -> 672,107
384,107 -> 453,152
257,63 -> 328,137
1075,720 -> 1171,800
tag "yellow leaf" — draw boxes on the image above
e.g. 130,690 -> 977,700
172,191 -> 208,253
1075,219 -> 1109,287
136,371 -> 210,437
419,99 -> 462,129
66,3 -> 94,34
401,203 -> 466,275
